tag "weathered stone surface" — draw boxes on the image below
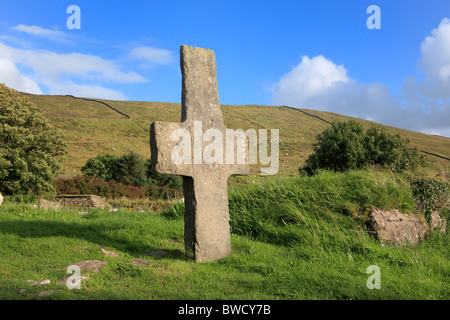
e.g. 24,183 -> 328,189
38,199 -> 61,211
430,211 -> 446,234
70,260 -> 107,272
131,258 -> 154,267
34,290 -> 62,297
27,279 -> 51,286
150,45 -> 249,262
54,195 -> 110,210
100,248 -> 119,256
368,208 -> 427,246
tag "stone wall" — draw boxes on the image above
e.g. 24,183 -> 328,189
39,195 -> 110,211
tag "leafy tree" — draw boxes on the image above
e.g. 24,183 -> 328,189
81,152 -> 183,189
114,151 -> 148,186
82,152 -> 147,186
81,154 -> 117,181
363,124 -> 424,172
0,84 -> 66,194
144,158 -> 183,189
303,120 -> 425,174
304,120 -> 365,173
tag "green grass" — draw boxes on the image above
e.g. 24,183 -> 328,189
0,170 -> 448,300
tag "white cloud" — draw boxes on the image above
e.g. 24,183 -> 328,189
0,41 -> 147,99
273,55 -> 349,107
11,24 -> 72,43
128,46 -> 175,64
271,18 -> 450,137
421,19 -> 450,82
0,58 -> 42,94
272,55 -> 392,119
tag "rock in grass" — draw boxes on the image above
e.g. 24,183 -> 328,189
70,260 -> 107,272
27,279 -> 51,286
131,258 -> 154,267
368,208 -> 427,246
38,199 -> 61,211
100,248 -> 119,257
0,192 -> 3,206
34,290 -> 62,297
430,211 -> 446,234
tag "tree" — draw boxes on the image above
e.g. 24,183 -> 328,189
82,152 -> 183,189
304,120 -> 365,173
363,124 -> 424,172
114,151 -> 148,186
144,158 -> 183,189
0,84 -> 66,194
303,120 -> 425,174
82,152 -> 147,186
81,154 -> 117,181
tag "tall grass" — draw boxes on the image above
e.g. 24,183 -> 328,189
228,170 -> 416,247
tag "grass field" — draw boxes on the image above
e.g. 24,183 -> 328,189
0,170 -> 448,300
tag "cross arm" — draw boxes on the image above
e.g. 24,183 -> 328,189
150,121 -> 193,177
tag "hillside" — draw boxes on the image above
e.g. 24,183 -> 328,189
24,93 -> 450,176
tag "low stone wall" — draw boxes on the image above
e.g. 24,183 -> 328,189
39,195 -> 110,211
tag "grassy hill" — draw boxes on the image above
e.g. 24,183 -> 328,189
24,93 -> 450,178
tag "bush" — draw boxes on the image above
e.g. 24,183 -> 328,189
81,154 -> 117,181
364,125 -> 424,172
144,158 -> 183,189
81,152 -> 148,187
0,84 -> 66,195
410,177 -> 449,223
114,152 -> 148,186
303,120 -> 424,174
81,152 -> 183,189
304,120 -> 365,173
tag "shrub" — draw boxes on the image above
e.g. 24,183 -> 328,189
303,120 -> 425,174
114,152 -> 148,186
364,125 -> 424,172
0,84 -> 66,195
144,158 -> 183,189
304,120 -> 365,173
81,154 -> 117,181
410,177 -> 449,223
81,152 -> 183,189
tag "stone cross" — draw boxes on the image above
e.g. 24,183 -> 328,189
150,45 -> 249,262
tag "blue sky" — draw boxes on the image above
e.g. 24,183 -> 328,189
1,1 -> 450,136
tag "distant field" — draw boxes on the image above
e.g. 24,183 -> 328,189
23,93 -> 450,176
